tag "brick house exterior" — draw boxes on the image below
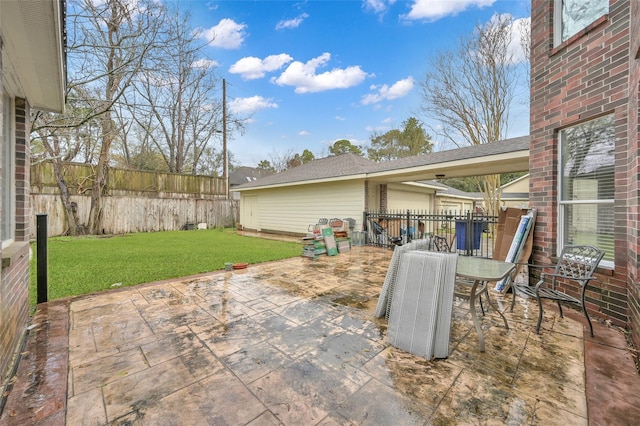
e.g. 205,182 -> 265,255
0,1 -> 65,397
529,0 -> 640,346
0,94 -> 31,387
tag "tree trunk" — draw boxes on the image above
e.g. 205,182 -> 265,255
51,161 -> 85,235
87,112 -> 113,234
482,174 -> 502,217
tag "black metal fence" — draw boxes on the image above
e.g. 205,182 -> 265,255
363,210 -> 498,257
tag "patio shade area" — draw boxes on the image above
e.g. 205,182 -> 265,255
2,245 -> 639,425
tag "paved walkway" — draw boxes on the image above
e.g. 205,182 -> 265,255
1,246 -> 639,425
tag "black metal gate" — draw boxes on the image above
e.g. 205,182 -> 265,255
363,210 -> 497,257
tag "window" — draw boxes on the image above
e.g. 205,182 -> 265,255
554,0 -> 609,46
559,115 -> 614,266
1,93 -> 15,248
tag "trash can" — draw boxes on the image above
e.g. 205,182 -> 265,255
352,231 -> 365,246
455,220 -> 483,250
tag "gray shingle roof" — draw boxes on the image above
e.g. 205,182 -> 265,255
229,166 -> 272,186
235,154 -> 376,189
234,135 -> 529,190
368,136 -> 530,173
421,180 -> 483,198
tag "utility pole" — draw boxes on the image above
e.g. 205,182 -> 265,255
223,78 -> 228,199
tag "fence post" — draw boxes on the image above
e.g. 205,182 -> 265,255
363,211 -> 368,245
406,210 -> 411,243
36,214 -> 48,304
465,211 -> 472,255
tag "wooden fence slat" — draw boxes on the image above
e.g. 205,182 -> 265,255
30,162 -> 235,237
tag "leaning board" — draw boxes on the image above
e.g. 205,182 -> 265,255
322,226 -> 339,256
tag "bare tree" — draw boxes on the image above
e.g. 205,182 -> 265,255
31,0 -> 165,234
420,14 -> 527,216
81,0 -> 165,233
267,149 -> 297,173
129,6 -> 226,174
30,88 -> 104,235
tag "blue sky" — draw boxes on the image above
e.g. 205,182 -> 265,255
180,0 -> 531,167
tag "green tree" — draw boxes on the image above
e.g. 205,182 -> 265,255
367,117 -> 432,161
257,160 -> 275,173
440,177 -> 479,193
329,139 -> 363,156
300,149 -> 316,163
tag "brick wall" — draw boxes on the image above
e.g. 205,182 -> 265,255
627,0 -> 640,348
0,245 -> 30,385
15,98 -> 29,241
0,86 -> 32,392
530,0 -> 631,328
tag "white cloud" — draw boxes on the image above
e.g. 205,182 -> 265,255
298,130 -> 310,136
475,14 -> 530,64
366,124 -> 390,132
229,96 -> 278,115
363,0 -> 391,14
272,53 -> 368,93
191,58 -> 218,69
361,77 -> 414,105
402,0 -> 495,22
276,13 -> 309,30
335,116 -> 346,121
229,54 -> 293,80
198,18 -> 247,49
509,16 -> 530,64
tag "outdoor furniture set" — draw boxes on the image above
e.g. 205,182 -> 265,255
376,231 -> 604,358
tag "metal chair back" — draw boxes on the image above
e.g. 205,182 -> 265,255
511,244 -> 605,336
432,235 -> 451,252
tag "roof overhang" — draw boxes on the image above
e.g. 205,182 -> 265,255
1,0 -> 66,113
366,149 -> 530,183
232,173 -> 370,192
234,137 -> 530,192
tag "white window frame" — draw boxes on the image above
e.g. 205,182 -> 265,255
557,115 -> 614,268
553,0 -> 609,47
1,93 -> 15,249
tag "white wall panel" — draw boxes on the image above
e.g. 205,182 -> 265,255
239,180 -> 366,234
387,184 -> 434,211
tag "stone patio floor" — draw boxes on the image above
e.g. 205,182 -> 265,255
1,245 -> 639,425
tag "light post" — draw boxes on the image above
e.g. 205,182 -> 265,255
223,78 -> 228,199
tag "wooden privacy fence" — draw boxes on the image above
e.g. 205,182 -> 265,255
30,162 -> 238,237
31,162 -> 226,198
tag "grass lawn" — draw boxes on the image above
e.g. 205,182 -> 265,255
29,228 -> 301,304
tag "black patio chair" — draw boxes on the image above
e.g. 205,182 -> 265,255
510,244 -> 605,336
371,219 -> 402,247
431,235 -> 452,252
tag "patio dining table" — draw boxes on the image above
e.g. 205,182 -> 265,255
455,256 -> 516,352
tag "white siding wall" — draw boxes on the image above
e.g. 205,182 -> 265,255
502,175 -> 529,193
387,183 -> 434,211
436,196 -> 474,213
239,180 -> 366,235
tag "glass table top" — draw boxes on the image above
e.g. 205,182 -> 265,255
456,256 -> 516,282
